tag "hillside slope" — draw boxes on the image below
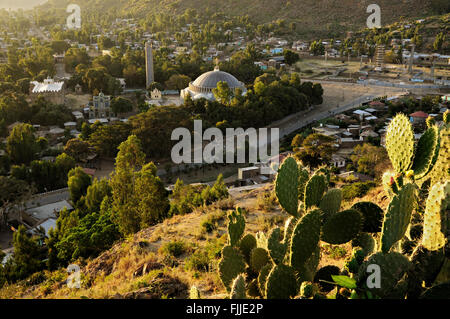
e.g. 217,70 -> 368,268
40,0 -> 446,35
0,184 -> 390,299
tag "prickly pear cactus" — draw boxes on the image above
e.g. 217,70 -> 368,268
247,279 -> 260,297
267,228 -> 287,264
357,252 -> 412,298
218,246 -> 246,291
290,209 -> 322,271
422,181 -> 449,251
321,209 -> 363,245
351,232 -> 376,257
385,114 -> 415,174
304,174 -> 327,209
255,231 -> 268,250
298,167 -> 310,201
258,263 -> 272,296
265,264 -> 298,299
420,282 -> 450,299
428,124 -> 450,186
275,157 -> 299,216
227,208 -> 245,247
299,281 -> 317,298
239,234 -> 257,264
319,188 -> 342,220
283,216 -> 297,249
381,183 -> 416,253
351,202 -> 384,233
412,126 -> 440,180
190,286 -> 201,299
297,245 -> 321,283
250,247 -> 271,273
230,274 -> 247,299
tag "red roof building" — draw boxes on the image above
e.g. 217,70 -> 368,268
409,111 -> 429,118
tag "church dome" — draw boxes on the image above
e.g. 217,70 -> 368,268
191,67 -> 244,90
181,67 -> 246,101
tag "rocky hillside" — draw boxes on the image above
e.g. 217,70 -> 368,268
0,184 -> 389,299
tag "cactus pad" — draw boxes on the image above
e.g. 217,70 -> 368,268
385,113 -> 415,173
256,231 -> 268,250
190,286 -> 201,299
319,188 -> 342,220
298,245 -> 321,284
351,232 -> 376,257
299,281 -> 317,298
227,208 -> 245,247
266,264 -> 298,299
250,247 -> 271,273
275,157 -> 299,216
428,124 -> 450,186
298,167 -> 310,201
258,264 -> 273,296
420,282 -> 450,299
422,181 -> 449,251
267,228 -> 287,264
321,209 -> 363,244
239,234 -> 257,264
290,209 -> 322,271
381,183 -> 416,253
357,252 -> 412,298
218,246 -> 246,291
230,274 -> 247,299
412,126 -> 439,179
351,201 -> 384,233
304,174 -> 327,209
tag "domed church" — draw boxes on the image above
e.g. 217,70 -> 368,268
180,66 -> 247,101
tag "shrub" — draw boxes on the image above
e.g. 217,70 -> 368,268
158,241 -> 186,258
185,250 -> 211,272
342,181 -> 376,200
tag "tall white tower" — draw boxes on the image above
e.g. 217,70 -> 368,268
145,42 -> 154,89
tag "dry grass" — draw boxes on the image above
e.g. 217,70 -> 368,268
3,181 -> 388,299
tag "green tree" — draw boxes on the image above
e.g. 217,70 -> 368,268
350,144 -> 390,178
213,81 -> 233,105
164,74 -> 191,90
283,50 -> 300,66
64,138 -> 91,162
110,135 -> 146,235
111,97 -> 133,115
135,163 -> 169,228
84,178 -> 112,214
6,123 -> 40,165
294,133 -> 335,167
4,225 -> 44,282
67,167 -> 92,205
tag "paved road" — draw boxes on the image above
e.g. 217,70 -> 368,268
271,93 -> 379,138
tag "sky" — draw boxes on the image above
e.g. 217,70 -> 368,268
0,0 -> 47,10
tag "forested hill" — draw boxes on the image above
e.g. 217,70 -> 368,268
38,0 -> 449,36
